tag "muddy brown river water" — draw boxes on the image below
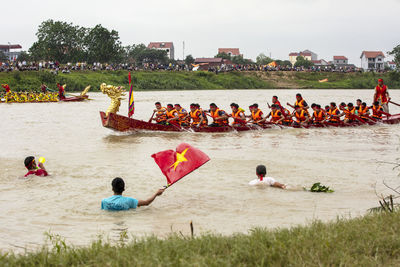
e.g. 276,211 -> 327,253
1,89 -> 399,252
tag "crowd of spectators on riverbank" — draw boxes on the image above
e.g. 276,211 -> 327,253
0,60 -> 380,74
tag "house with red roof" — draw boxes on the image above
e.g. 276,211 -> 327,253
218,48 -> 242,57
0,44 -> 22,61
386,61 -> 397,70
312,59 -> 329,66
147,42 -> 174,60
333,56 -> 348,65
360,51 -> 385,71
194,58 -> 231,70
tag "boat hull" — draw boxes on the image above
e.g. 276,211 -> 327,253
0,95 -> 89,103
100,111 -> 400,133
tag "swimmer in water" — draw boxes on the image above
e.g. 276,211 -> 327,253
101,177 -> 165,211
24,156 -> 48,177
249,165 -> 286,189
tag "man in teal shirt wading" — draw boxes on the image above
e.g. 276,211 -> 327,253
101,177 -> 164,211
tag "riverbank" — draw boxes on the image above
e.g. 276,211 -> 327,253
2,210 -> 399,266
1,70 -> 400,91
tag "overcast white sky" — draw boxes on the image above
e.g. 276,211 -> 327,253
2,0 -> 399,65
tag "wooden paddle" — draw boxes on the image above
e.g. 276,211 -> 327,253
389,100 -> 400,107
148,111 -> 156,123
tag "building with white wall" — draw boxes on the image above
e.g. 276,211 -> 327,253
360,51 -> 385,71
147,42 -> 174,60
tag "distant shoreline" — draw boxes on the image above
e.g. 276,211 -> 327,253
1,70 -> 399,92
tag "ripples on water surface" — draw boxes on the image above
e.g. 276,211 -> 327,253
0,89 -> 399,252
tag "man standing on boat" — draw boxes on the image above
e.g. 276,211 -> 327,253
1,84 -> 11,93
287,93 -> 310,114
41,84 -> 48,93
374,78 -> 390,113
57,83 -> 66,100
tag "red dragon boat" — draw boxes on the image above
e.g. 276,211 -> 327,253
100,111 -> 400,133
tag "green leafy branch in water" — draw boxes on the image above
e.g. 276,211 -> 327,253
304,182 -> 334,193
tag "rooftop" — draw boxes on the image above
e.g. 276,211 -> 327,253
360,51 -> 385,58
147,42 -> 173,49
218,48 -> 240,56
333,56 -> 348,60
195,58 -> 223,63
0,44 -> 22,49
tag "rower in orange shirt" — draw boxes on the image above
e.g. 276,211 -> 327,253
374,78 -> 390,113
371,101 -> 384,120
287,93 -> 310,115
311,104 -> 326,124
265,104 -> 284,124
230,103 -> 246,125
152,102 -> 167,124
292,105 -> 310,126
165,104 -> 179,124
189,103 -> 203,127
248,104 -> 264,124
208,103 -> 229,127
174,104 -> 189,126
358,102 -> 371,120
327,102 -> 341,123
338,103 -> 356,123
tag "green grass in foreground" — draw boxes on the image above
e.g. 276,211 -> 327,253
2,210 -> 400,266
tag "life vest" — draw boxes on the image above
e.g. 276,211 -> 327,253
328,108 -> 340,122
155,107 -> 167,122
313,110 -> 325,123
372,105 -> 383,119
211,108 -> 228,125
177,107 -> 189,124
374,85 -> 388,103
166,109 -> 178,119
251,109 -> 263,121
270,110 -> 282,123
295,99 -> 309,115
358,106 -> 369,118
294,110 -> 306,122
283,108 -> 292,123
190,109 -> 201,125
344,107 -> 356,120
199,108 -> 208,125
231,110 -> 244,124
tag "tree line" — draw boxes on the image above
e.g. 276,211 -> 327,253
17,20 -> 170,65
5,19 -> 400,69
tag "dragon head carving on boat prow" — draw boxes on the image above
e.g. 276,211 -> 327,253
100,83 -> 126,116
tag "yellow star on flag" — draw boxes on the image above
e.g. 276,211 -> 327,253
170,148 -> 189,170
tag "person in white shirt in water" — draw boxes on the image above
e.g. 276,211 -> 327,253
249,165 -> 286,189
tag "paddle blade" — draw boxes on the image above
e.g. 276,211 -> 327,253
151,143 -> 210,186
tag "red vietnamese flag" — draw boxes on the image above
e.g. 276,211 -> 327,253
151,143 -> 210,187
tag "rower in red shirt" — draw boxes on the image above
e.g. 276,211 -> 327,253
1,84 -> 11,93
57,83 -> 66,100
24,156 -> 48,177
374,78 -> 390,113
271,96 -> 283,111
